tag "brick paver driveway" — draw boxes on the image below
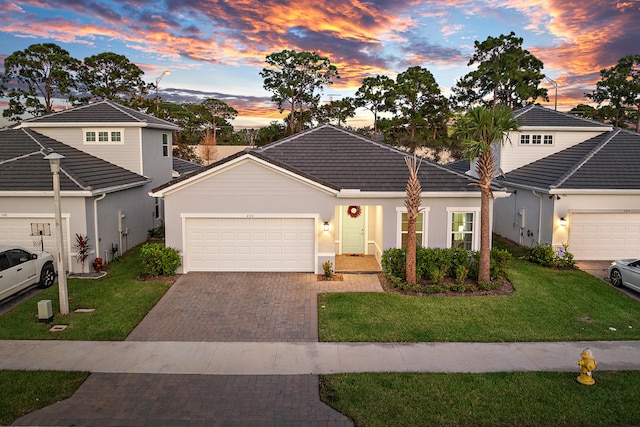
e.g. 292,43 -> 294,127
13,272 -> 381,426
127,272 -> 382,342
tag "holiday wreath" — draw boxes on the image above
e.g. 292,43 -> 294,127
347,205 -> 361,218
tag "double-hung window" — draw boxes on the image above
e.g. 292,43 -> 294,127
396,208 -> 429,249
162,134 -> 169,157
447,208 -> 479,250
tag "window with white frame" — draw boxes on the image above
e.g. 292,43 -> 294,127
520,133 -> 553,145
446,208 -> 479,250
83,129 -> 124,144
396,208 -> 429,249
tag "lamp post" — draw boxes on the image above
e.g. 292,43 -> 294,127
155,70 -> 170,113
545,76 -> 558,111
44,152 -> 69,315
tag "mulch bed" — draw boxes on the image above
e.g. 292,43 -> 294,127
378,274 -> 514,297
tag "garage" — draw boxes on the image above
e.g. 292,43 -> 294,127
184,217 -> 316,272
0,215 -> 70,259
569,212 -> 640,260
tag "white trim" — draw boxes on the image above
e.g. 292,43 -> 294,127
337,191 -> 484,199
138,128 -> 144,176
395,207 -> 430,248
446,207 -> 481,250
517,126 -> 611,132
19,121 -> 179,131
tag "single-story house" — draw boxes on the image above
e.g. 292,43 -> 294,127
151,124 -> 509,274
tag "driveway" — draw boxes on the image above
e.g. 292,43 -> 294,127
127,272 -> 382,342
14,272 -> 381,426
576,260 -> 640,302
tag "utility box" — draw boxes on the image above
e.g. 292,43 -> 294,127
37,300 -> 53,323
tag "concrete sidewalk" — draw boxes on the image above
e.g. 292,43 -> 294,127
2,340 -> 640,375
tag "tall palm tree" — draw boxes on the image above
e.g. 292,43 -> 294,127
452,105 -> 519,283
404,155 -> 422,285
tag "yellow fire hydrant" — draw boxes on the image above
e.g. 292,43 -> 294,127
576,348 -> 598,385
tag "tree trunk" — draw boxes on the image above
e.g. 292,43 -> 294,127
404,156 -> 422,286
478,185 -> 492,284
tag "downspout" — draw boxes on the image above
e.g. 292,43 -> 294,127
94,193 -> 106,263
532,191 -> 543,244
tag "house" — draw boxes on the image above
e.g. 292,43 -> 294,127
0,128 -> 149,272
485,105 -> 640,260
0,101 -> 179,272
151,124 -> 509,274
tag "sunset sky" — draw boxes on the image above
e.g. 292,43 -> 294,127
1,0 -> 639,129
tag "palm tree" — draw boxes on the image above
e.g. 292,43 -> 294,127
452,105 -> 519,283
404,155 -> 422,285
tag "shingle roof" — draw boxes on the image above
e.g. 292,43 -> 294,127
255,125 -> 482,192
172,157 -> 204,176
152,125 -> 491,194
498,129 -> 640,190
21,100 -> 179,130
514,105 -> 612,129
0,128 -> 149,192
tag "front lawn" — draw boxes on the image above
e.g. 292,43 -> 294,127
0,370 -> 89,426
0,245 -> 172,340
320,370 -> 640,427
319,258 -> 640,342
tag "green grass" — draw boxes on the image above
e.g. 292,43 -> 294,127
320,370 -> 640,427
0,246 -> 172,340
0,370 -> 89,425
319,258 -> 640,342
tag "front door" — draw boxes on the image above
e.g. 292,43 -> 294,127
342,206 -> 365,254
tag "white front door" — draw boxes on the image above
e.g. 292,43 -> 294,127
342,206 -> 365,254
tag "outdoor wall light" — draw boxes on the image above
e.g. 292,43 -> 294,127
323,221 -> 330,232
559,217 -> 568,227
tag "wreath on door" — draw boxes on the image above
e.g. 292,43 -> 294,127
347,205 -> 362,218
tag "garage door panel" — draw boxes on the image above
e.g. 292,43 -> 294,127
185,217 -> 315,272
570,212 -> 640,260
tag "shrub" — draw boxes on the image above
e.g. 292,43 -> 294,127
525,243 -> 575,269
148,226 -> 165,239
323,260 -> 333,278
490,248 -> 512,279
454,263 -> 468,285
139,243 -> 181,276
381,248 -> 405,279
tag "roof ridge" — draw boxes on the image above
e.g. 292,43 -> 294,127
518,104 -> 611,128
514,104 -> 535,118
552,129 -> 621,188
257,124 -> 331,150
103,100 -> 147,123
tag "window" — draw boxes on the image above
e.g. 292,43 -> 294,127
451,212 -> 474,250
154,198 -> 161,219
162,133 -> 169,157
83,129 -> 124,144
520,134 -> 554,145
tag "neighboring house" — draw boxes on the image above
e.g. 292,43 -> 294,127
0,100 -> 179,272
0,128 -> 149,273
151,124 -> 508,274
173,157 -> 204,178
478,105 -> 639,260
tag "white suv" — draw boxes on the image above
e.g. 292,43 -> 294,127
0,246 -> 56,301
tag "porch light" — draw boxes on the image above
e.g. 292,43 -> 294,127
559,217 -> 568,227
323,221 -> 330,232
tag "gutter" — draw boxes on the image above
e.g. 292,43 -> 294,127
532,191 -> 544,244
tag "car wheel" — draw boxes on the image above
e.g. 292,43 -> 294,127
610,268 -> 623,288
39,263 -> 55,288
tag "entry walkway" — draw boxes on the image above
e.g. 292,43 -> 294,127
2,340 -> 640,374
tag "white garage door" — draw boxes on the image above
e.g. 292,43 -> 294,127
569,212 -> 640,260
0,215 -> 70,259
185,217 -> 315,272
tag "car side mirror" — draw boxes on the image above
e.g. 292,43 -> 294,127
31,254 -> 38,260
